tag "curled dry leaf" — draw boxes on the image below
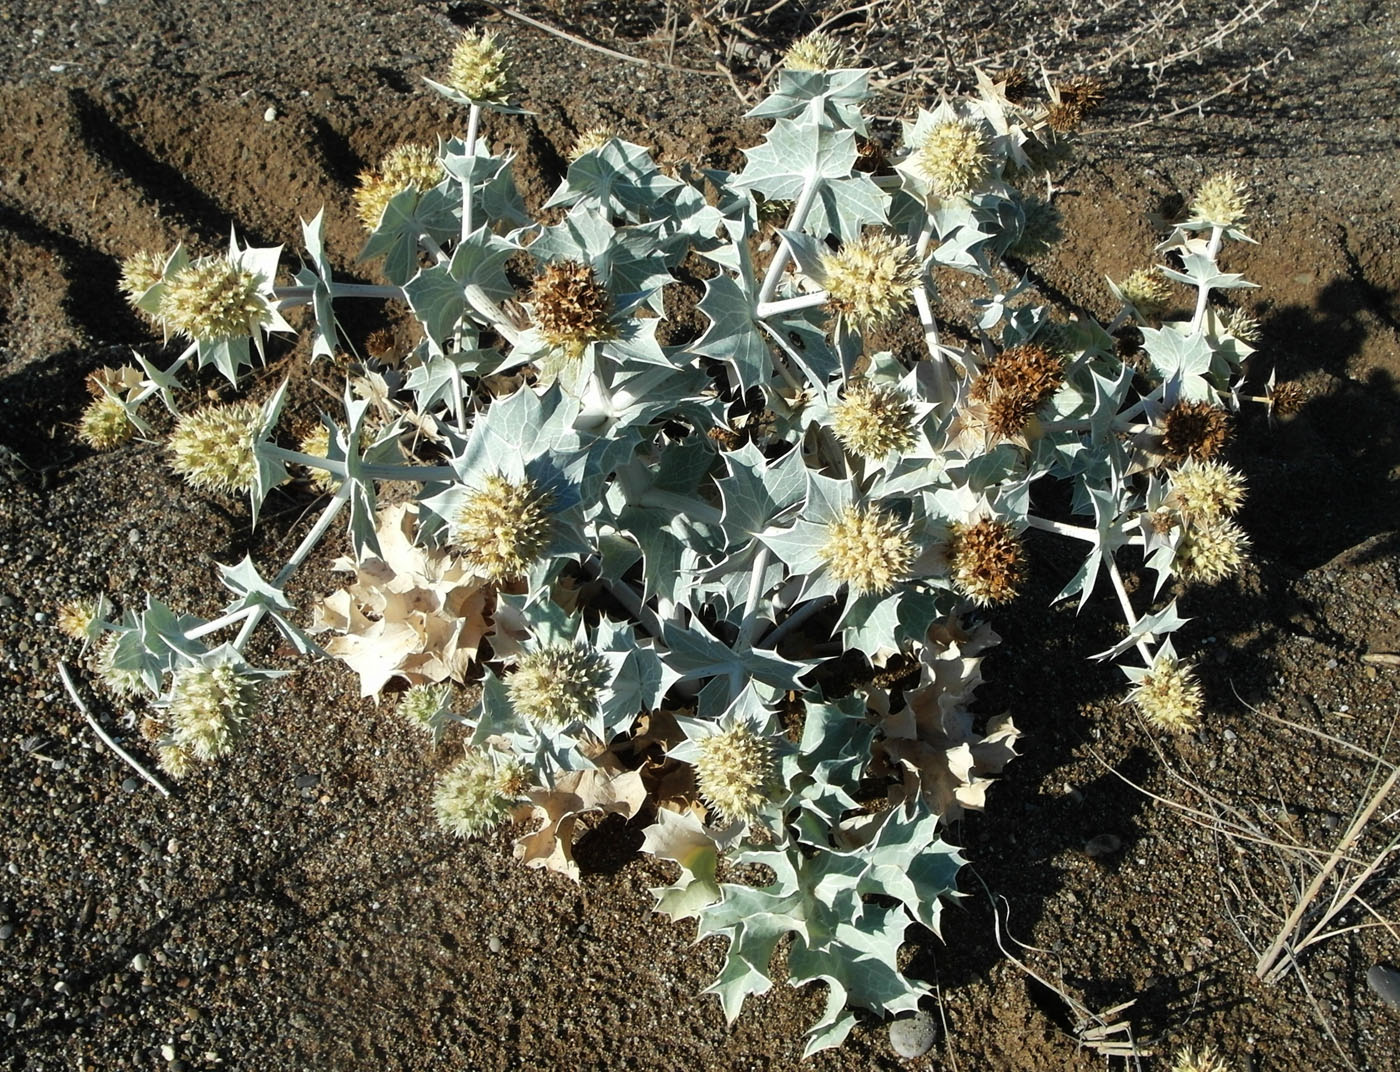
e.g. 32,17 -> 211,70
513,768 -> 648,882
311,503 -> 490,697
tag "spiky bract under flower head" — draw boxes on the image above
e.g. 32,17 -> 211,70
353,143 -> 445,230
781,31 -> 845,72
947,519 -> 1025,605
568,127 -> 616,162
1170,459 -> 1246,520
119,250 -> 166,306
507,643 -> 609,726
1161,400 -> 1231,461
1117,267 -> 1172,317
432,749 -> 523,839
1178,516 -> 1249,584
158,257 -> 267,342
169,400 -> 262,494
398,683 -> 453,734
695,724 -> 776,825
530,260 -> 616,356
57,599 -> 102,642
450,474 -> 556,583
1129,656 -> 1204,733
821,233 -> 920,330
820,505 -> 916,596
1170,1045 -> 1233,1072
1191,171 -> 1251,228
831,380 -> 918,459
446,28 -> 513,104
169,659 -> 259,761
78,395 -> 136,450
908,119 -> 989,198
94,633 -> 145,697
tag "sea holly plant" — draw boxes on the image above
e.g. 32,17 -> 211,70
62,28 -> 1284,1055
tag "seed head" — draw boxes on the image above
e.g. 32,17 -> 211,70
168,659 -> 259,761
1046,76 -> 1105,133
1169,459 -> 1245,520
57,598 -> 102,642
781,31 -> 846,72
1225,308 -> 1260,343
1178,516 -> 1249,584
819,505 -> 917,596
296,424 -> 343,493
158,257 -> 268,341
568,127 -> 616,161
398,683 -> 453,735
450,474 -> 556,583
821,233 -> 920,330
507,643 -> 609,726
353,143 -> 445,231
1129,655 -> 1204,733
1170,1045 -> 1232,1072
695,724 -> 776,825
947,519 -> 1025,605
530,261 -> 617,357
168,399 -> 262,494
831,379 -> 919,459
94,633 -> 145,697
1117,267 -> 1173,318
156,742 -> 196,781
1191,171 -> 1251,229
78,395 -> 136,450
908,120 -> 989,198
974,343 -> 1065,406
446,28 -> 514,104
1160,400 -> 1231,461
432,749 -> 524,839
119,250 -> 166,307
1268,380 -> 1307,417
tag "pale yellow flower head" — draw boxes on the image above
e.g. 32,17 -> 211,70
119,250 -> 166,307
831,380 -> 918,459
1191,171 -> 1250,228
695,724 -> 776,824
169,659 -> 259,761
158,257 -> 267,341
168,400 -> 262,494
446,28 -> 513,104
433,749 -> 525,839
821,233 -> 920,330
506,643 -> 609,726
908,119 -> 989,198
449,474 -> 555,583
1178,516 -> 1249,584
1117,267 -> 1172,317
781,31 -> 847,72
1129,655 -> 1204,733
820,505 -> 916,596
78,395 -> 136,451
353,143 -> 445,231
1169,459 -> 1246,521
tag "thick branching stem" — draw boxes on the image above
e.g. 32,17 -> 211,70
1188,225 -> 1225,334
757,172 -> 822,306
1106,557 -> 1155,665
736,547 -> 771,649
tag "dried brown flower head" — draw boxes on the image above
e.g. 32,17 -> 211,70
947,519 -> 1025,605
970,343 -> 1065,437
1160,400 -> 1231,461
1269,380 -> 1307,417
530,260 -> 616,356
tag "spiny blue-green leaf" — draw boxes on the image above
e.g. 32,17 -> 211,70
1093,599 -> 1192,662
746,68 -> 872,133
402,228 -> 516,353
732,114 -> 855,203
544,137 -> 683,221
216,555 -> 320,655
1140,324 -> 1217,401
295,209 -> 338,360
359,185 -> 460,287
692,269 -> 772,394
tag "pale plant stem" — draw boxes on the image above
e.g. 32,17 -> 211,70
1188,225 -> 1225,334
274,283 -> 403,308
755,291 -> 828,320
264,445 -> 457,484
184,605 -> 257,641
736,547 -> 771,648
462,103 -> 481,242
1106,557 -> 1155,665
757,172 -> 821,306
1025,514 -> 1141,541
761,595 -> 834,650
59,662 -> 171,797
417,235 -> 520,344
1105,308 -> 1133,335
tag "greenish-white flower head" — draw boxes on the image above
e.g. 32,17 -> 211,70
831,379 -> 918,459
169,400 -> 262,494
157,256 -> 269,342
781,31 -> 846,72
94,632 -> 145,697
1115,267 -> 1172,318
118,250 -> 167,309
568,127 -> 617,162
446,28 -> 513,104
1170,1045 -> 1232,1072
819,504 -> 916,596
353,143 -> 445,231
78,395 -> 136,451
449,473 -> 557,583
156,741 -> 196,781
506,642 -> 609,726
1177,516 -> 1249,583
695,722 -> 777,825
168,657 -> 259,760
1127,653 -> 1204,733
820,233 -> 920,330
432,748 -> 526,839
1190,171 -> 1250,229
907,118 -> 989,198
397,683 -> 454,735
1169,459 -> 1245,521
57,598 -> 103,643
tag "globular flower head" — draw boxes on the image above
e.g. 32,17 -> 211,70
1190,171 -> 1251,229
78,395 -> 136,451
94,632 -> 145,697
1116,267 -> 1173,318
297,424 -> 341,493
1170,1045 -> 1232,1072
1160,400 -> 1231,461
568,126 -> 617,162
1268,380 -> 1307,417
157,257 -> 268,342
397,683 -> 454,735
450,474 -> 556,583
432,748 -> 525,839
1177,516 -> 1249,584
1169,459 -> 1246,520
695,723 -> 776,825
353,143 -> 445,231
507,643 -> 609,726
820,504 -> 917,596
119,250 -> 166,307
446,28 -> 514,104
1129,655 -> 1204,732
530,260 -> 616,357
168,658 -> 259,761
168,399 -> 262,494
1046,75 -> 1106,133
156,742 -> 196,781
908,119 -> 989,198
947,519 -> 1025,605
969,342 -> 1065,440
781,31 -> 846,72
57,598 -> 103,643
820,233 -> 921,330
1225,308 -> 1260,343
831,379 -> 919,459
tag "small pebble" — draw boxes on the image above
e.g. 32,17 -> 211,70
131,953 -> 148,972
294,773 -> 320,789
0,924 -> 12,940
889,1009 -> 938,1058
488,936 -> 502,954
161,1043 -> 175,1062
1367,964 -> 1400,1009
263,105 -> 277,122
1084,834 -> 1123,858
1222,728 -> 1237,741
120,777 -> 141,793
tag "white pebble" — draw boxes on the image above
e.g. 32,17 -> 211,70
160,1044 -> 175,1062
488,935 -> 502,954
889,1009 -> 938,1058
263,106 -> 278,122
